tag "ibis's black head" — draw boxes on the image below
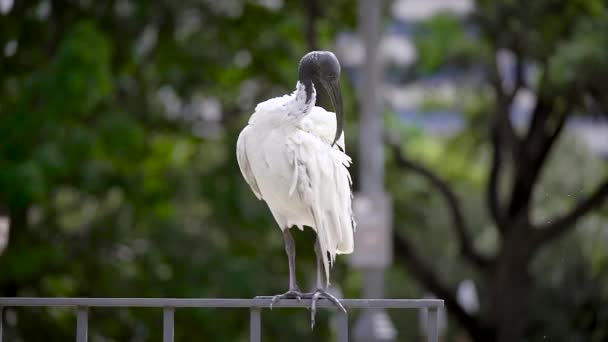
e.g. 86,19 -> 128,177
298,51 -> 343,146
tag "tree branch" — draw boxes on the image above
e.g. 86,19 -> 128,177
393,231 -> 490,340
507,50 -> 525,103
589,87 -> 608,119
489,65 -> 520,159
507,92 -> 570,219
487,126 -> 505,231
522,74 -> 553,156
497,102 -> 521,161
387,134 -> 493,270
303,0 -> 320,50
533,178 -> 608,247
486,54 -> 527,232
536,111 -> 568,163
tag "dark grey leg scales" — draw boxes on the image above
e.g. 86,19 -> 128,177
306,238 -> 347,329
257,229 -> 302,309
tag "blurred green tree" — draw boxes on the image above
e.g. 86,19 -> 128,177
0,0 -> 606,341
0,0 -> 357,340
386,1 -> 608,341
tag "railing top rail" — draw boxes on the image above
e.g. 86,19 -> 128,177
0,297 -> 443,309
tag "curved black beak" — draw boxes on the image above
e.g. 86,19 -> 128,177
321,78 -> 344,147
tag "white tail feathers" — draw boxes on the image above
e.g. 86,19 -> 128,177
290,132 -> 355,285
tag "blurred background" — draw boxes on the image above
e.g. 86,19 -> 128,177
0,0 -> 607,341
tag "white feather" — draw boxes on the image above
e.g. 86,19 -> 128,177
236,82 -> 355,285
236,126 -> 263,200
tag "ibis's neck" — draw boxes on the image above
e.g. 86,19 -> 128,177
299,77 -> 315,105
298,59 -> 317,104
289,81 -> 315,119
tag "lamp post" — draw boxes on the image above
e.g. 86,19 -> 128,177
350,1 -> 396,341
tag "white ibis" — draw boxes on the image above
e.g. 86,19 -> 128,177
236,51 -> 355,327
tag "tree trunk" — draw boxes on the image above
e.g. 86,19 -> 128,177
303,0 -> 319,51
489,223 -> 534,342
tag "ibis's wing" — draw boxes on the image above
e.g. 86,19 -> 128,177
289,130 -> 355,285
236,126 -> 263,200
298,106 -> 345,151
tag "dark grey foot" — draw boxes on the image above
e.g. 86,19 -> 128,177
255,288 -> 304,309
303,288 -> 347,329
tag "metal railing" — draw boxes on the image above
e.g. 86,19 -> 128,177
0,297 -> 444,342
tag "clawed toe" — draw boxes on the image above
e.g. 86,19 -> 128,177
307,288 -> 347,329
268,289 -> 303,309
257,288 -> 346,329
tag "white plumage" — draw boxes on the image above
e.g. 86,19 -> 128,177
237,81 -> 355,284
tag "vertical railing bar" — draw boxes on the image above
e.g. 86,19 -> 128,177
163,307 -> 175,342
337,310 -> 348,342
76,306 -> 88,342
249,308 -> 261,342
427,307 -> 438,342
0,306 -> 4,342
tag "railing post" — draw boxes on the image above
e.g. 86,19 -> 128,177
163,307 -> 175,342
427,307 -> 438,342
1,306 -> 4,342
76,306 -> 88,342
337,310 -> 348,342
249,308 -> 261,342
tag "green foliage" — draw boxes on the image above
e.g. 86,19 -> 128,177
413,14 -> 488,75
0,0 -> 606,340
0,1 -> 357,340
548,17 -> 608,92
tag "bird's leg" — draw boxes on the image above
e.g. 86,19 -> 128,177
314,237 -> 324,289
267,229 -> 303,308
305,238 -> 346,329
